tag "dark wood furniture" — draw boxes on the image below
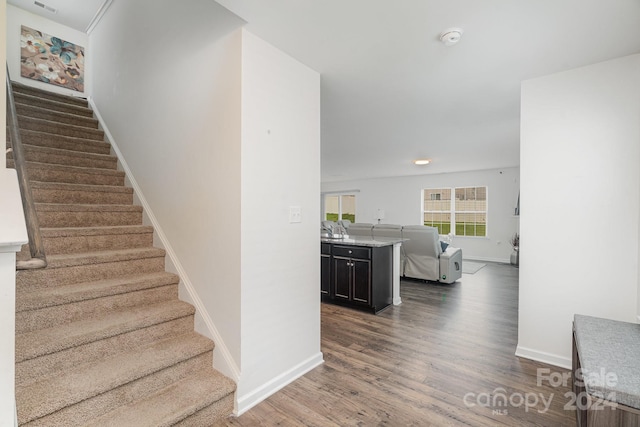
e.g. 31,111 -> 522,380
321,239 -> 393,313
573,315 -> 640,427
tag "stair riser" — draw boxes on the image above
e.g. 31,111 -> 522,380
16,104 -> 98,129
17,256 -> 166,290
12,85 -> 88,108
23,351 -> 213,427
17,163 -> 125,186
32,187 -> 133,205
16,315 -> 195,386
36,210 -> 142,228
19,117 -> 104,141
8,149 -> 117,170
13,93 -> 94,117
17,285 -> 178,333
17,131 -> 111,155
175,394 -> 234,426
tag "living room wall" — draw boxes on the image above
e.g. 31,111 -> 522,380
518,53 -> 640,368
321,167 -> 520,263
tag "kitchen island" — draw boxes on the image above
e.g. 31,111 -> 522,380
321,236 -> 403,313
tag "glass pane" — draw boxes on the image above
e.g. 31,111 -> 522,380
325,195 -> 339,221
341,195 -> 356,222
424,188 -> 451,211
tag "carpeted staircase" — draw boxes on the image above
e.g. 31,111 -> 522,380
7,82 -> 235,426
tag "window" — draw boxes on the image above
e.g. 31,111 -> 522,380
423,188 -> 451,234
324,194 -> 356,222
423,186 -> 487,237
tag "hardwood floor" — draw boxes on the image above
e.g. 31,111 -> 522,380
215,263 -> 577,426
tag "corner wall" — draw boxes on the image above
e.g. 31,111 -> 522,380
518,54 -> 640,368
321,167 -> 520,263
6,4 -> 89,97
89,0 -> 245,377
89,1 -> 322,413
237,30 -> 322,412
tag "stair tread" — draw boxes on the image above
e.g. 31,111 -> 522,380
16,332 -> 213,424
43,247 -> 165,269
20,143 -> 116,162
16,102 -> 98,128
18,114 -> 103,133
17,271 -> 179,312
12,81 -> 88,106
16,299 -> 196,362
13,92 -> 94,116
39,225 -> 153,237
16,160 -> 125,176
17,129 -> 111,153
85,369 -> 235,427
35,202 -> 142,212
31,181 -> 132,194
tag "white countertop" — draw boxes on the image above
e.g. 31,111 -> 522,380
321,236 -> 404,247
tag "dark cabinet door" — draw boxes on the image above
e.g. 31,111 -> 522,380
321,254 -> 331,296
352,258 -> 371,304
333,257 -> 351,301
322,242 -> 390,314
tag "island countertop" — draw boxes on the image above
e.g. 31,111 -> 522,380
573,314 -> 640,410
320,236 -> 404,248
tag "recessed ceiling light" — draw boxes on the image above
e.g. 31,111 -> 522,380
414,159 -> 430,165
440,28 -> 463,46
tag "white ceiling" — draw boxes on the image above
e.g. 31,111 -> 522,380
11,0 -> 640,182
7,0 -> 108,33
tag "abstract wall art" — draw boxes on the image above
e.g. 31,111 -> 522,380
20,25 -> 85,92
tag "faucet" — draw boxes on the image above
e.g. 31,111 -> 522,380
322,224 -> 334,237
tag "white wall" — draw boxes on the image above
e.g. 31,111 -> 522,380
90,0 -> 245,377
90,1 -> 321,414
322,167 -> 520,263
2,1 -> 6,171
0,169 -> 28,427
6,4 -> 89,97
518,54 -> 640,368
237,30 -> 322,412
1,4 -> 18,425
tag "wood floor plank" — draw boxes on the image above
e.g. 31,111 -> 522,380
214,263 -> 576,426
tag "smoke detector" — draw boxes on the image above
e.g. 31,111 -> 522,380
440,28 -> 463,46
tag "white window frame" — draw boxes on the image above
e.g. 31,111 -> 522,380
322,192 -> 357,222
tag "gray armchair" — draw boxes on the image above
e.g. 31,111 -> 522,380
347,223 -> 374,238
401,225 -> 462,284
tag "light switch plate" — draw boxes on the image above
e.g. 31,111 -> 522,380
289,206 -> 302,223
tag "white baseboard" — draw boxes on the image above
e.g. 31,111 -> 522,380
88,99 -> 240,383
236,352 -> 324,416
515,345 -> 571,370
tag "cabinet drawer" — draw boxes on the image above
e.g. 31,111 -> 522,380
321,243 -> 332,255
333,245 -> 370,260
